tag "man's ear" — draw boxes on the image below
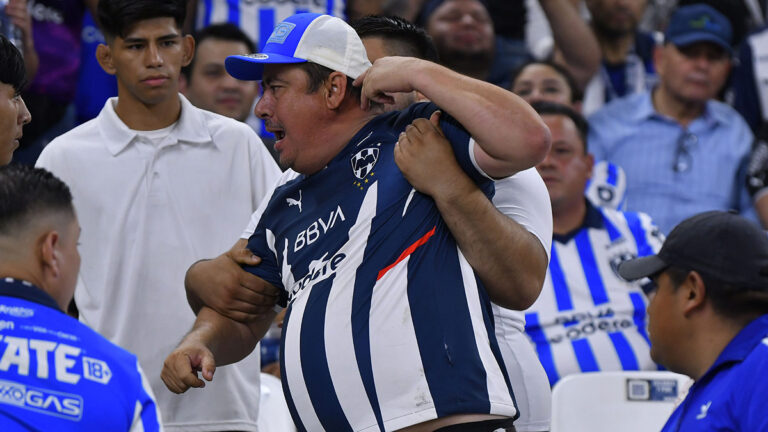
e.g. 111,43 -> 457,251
682,270 -> 707,316
96,43 -> 117,76
181,34 -> 195,67
39,230 -> 61,279
325,71 -> 348,109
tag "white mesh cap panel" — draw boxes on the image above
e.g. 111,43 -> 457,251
294,15 -> 372,79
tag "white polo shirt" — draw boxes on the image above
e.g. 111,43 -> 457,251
37,94 -> 282,431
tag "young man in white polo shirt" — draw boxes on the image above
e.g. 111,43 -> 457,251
36,0 -> 281,430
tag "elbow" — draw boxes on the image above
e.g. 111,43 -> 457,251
488,274 -> 545,311
527,118 -> 552,167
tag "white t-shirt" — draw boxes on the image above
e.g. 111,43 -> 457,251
37,95 -> 282,431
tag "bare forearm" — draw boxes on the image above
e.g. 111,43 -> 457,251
432,177 -> 547,310
189,307 -> 274,366
541,0 -> 601,89
409,61 -> 550,176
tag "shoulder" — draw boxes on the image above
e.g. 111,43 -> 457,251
46,119 -> 102,150
708,101 -> 752,131
589,93 -> 645,126
194,107 -> 260,140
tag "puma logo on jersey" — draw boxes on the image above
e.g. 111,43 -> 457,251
287,190 -> 302,213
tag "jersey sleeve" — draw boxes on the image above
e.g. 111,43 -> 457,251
129,360 -> 162,432
492,168 -> 553,260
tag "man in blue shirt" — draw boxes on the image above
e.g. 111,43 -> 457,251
589,4 -> 754,234
0,164 -> 161,431
619,211 -> 768,431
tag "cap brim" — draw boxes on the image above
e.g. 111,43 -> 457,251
671,33 -> 733,55
225,54 -> 307,81
618,255 -> 668,281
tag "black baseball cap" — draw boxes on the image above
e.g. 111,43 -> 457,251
619,211 -> 768,290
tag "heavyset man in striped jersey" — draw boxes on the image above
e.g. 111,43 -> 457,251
524,102 -> 664,386
162,12 -> 551,432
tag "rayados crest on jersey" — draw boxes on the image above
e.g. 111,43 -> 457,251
351,147 -> 379,180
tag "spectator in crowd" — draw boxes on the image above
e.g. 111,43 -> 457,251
619,210 -> 768,431
589,3 -> 754,234
13,0 -> 98,165
162,12 -> 550,432
0,164 -> 162,431
510,60 -> 628,211
733,25 -> 768,134
2,0 -> 38,80
414,0 -> 600,90
0,34 -> 31,165
35,0 -> 281,430
582,0 -> 658,115
524,101 -> 663,386
746,126 -> 768,228
181,23 -> 258,123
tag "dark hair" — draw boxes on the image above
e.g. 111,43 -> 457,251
0,35 -> 27,93
667,266 -> 768,321
414,0 -> 490,28
0,165 -> 73,236
98,0 -> 187,41
509,60 -> 582,103
530,101 -> 589,151
182,23 -> 257,81
349,15 -> 439,62
298,62 -> 364,102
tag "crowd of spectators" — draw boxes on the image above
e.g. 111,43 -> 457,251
2,0 -> 768,431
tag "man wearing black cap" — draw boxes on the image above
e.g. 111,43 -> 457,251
619,211 -> 768,431
588,3 -> 755,234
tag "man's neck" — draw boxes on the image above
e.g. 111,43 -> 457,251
114,92 -> 182,131
553,198 -> 587,236
685,314 -> 746,380
652,86 -> 705,127
595,27 -> 636,64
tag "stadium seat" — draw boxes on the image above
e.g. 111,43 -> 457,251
550,371 -> 693,432
257,373 -> 297,432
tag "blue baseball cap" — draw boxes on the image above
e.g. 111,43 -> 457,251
665,4 -> 733,55
225,13 -> 372,81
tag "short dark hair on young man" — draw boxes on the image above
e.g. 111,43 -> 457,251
98,0 -> 187,41
0,165 -> 73,236
509,60 -> 582,103
349,15 -> 439,62
0,35 -> 27,93
530,101 -> 589,151
182,23 -> 257,81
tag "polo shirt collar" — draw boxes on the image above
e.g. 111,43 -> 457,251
0,277 -> 62,312
702,314 -> 768,377
636,88 -> 726,126
98,93 -> 214,156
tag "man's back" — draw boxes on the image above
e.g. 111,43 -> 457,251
244,103 -> 516,431
36,95 -> 281,429
0,279 -> 160,431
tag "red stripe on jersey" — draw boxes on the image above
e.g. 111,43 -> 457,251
377,226 -> 437,281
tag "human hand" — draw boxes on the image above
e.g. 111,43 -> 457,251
394,111 -> 469,199
353,56 -> 423,110
6,0 -> 32,42
161,340 -> 216,394
185,249 -> 279,322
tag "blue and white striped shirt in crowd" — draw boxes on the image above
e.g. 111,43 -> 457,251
524,202 -> 664,386
586,160 -> 627,211
194,0 -> 345,49
0,278 -> 161,431
243,103 -> 517,432
588,91 -> 755,234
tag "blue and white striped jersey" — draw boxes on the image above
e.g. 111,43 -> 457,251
244,103 -> 518,432
194,0 -> 345,49
0,278 -> 161,431
524,202 -> 664,387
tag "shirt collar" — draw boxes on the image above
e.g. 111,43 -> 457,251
553,200 -> 603,243
702,314 -> 768,377
98,93 -> 215,156
0,277 -> 62,312
634,88 -> 726,126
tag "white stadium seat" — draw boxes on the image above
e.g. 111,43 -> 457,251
550,371 -> 693,432
257,373 -> 297,432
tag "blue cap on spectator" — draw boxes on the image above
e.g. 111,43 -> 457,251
665,4 -> 733,54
